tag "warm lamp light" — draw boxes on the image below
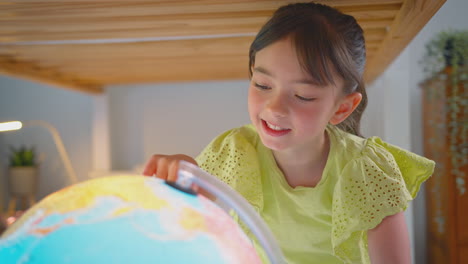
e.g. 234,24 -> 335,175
0,120 -> 78,184
0,121 -> 22,132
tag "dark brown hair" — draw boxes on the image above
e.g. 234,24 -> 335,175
249,2 -> 367,136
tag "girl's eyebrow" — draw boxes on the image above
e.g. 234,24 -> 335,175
253,66 -> 274,77
253,66 -> 320,86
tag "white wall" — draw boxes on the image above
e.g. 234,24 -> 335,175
107,80 -> 251,171
0,75 -> 94,209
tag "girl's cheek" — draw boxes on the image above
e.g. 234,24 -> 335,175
249,88 -> 264,107
248,85 -> 259,100
248,87 -> 259,110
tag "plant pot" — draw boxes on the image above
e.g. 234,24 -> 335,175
8,167 -> 38,196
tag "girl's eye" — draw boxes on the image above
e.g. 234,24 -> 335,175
254,83 -> 270,90
295,95 -> 315,102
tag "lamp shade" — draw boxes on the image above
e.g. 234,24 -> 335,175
0,121 -> 22,132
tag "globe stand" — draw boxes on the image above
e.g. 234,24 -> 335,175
175,161 -> 286,264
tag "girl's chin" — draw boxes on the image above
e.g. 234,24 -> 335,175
258,134 -> 288,151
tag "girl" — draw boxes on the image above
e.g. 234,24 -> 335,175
143,2 -> 435,263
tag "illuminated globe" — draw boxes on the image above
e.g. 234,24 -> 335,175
0,175 -> 263,263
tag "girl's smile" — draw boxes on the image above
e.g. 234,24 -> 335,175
262,119 -> 291,137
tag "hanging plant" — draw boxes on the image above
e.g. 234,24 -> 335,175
420,29 -> 467,195
420,29 -> 468,78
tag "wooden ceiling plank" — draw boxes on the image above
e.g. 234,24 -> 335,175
319,0 -> 403,6
0,1 -> 287,19
0,23 -> 262,43
344,9 -> 399,20
0,36 -> 254,59
337,3 -> 401,12
0,8 -> 273,23
68,57 -> 250,84
358,18 -> 393,29
364,0 -> 446,83
0,56 -> 103,94
0,12 -> 270,30
1,1 -> 401,21
0,0 -> 398,5
1,27 -> 385,47
0,16 -> 392,40
61,54 -> 247,67
1,1 -> 399,42
1,0 -> 405,10
365,42 -> 380,49
1,0 -> 402,4
1,17 -> 396,44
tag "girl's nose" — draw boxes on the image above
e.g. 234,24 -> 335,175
266,94 -> 288,118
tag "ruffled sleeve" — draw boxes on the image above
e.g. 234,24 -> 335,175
331,137 -> 435,263
195,126 -> 264,212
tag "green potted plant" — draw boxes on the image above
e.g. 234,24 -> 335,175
8,145 -> 38,197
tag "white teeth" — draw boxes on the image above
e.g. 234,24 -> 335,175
266,121 -> 286,131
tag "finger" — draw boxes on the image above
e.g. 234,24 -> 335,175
142,155 -> 160,176
155,157 -> 169,180
167,159 -> 179,182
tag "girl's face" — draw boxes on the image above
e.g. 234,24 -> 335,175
248,37 -> 345,153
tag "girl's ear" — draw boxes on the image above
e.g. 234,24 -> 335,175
329,92 -> 362,125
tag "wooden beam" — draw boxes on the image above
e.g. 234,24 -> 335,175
364,0 -> 446,84
0,1 -> 400,42
0,56 -> 103,94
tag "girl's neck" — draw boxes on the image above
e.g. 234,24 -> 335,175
272,131 -> 330,188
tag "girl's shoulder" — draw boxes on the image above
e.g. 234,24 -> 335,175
328,126 -> 435,262
328,125 -> 435,194
363,136 -> 435,192
195,124 -> 261,173
195,124 -> 264,211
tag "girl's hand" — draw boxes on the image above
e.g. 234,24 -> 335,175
142,154 -> 198,182
142,154 -> 214,200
